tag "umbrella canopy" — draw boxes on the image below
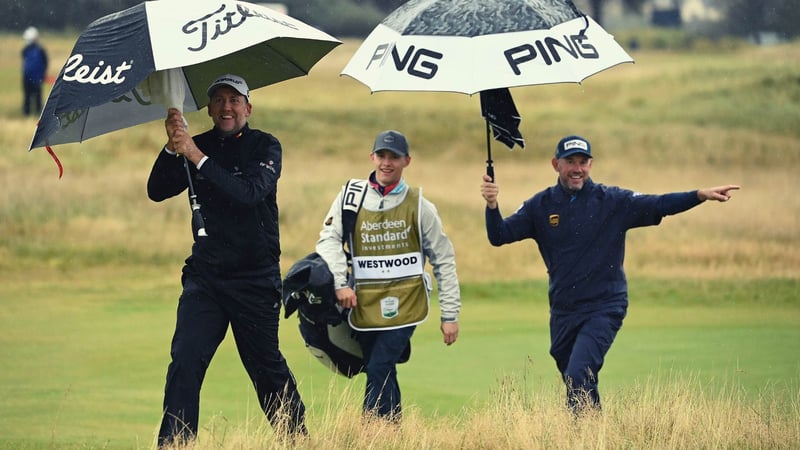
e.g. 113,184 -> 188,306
30,0 -> 340,150
341,0 -> 631,94
340,0 -> 633,177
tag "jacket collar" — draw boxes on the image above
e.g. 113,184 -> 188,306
368,171 -> 407,197
554,177 -> 594,202
213,123 -> 250,141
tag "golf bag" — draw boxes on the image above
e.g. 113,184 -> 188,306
283,251 -> 365,378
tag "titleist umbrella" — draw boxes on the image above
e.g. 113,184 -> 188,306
27,0 -> 340,237
29,0 -> 340,153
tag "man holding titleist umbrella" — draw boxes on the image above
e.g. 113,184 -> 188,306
147,74 -> 306,446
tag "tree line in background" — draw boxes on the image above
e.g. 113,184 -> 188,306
2,0 -> 798,40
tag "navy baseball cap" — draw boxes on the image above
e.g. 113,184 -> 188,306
372,130 -> 409,157
555,135 -> 592,159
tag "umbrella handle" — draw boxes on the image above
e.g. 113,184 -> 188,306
485,120 -> 495,181
191,201 -> 208,237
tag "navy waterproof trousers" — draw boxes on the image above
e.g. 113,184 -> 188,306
357,326 -> 416,420
549,306 -> 626,411
158,268 -> 305,446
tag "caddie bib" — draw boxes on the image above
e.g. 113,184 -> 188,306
349,187 -> 429,330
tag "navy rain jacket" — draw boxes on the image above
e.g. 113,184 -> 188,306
147,124 -> 282,276
486,178 -> 701,314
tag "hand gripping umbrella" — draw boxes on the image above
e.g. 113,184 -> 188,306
28,0 -> 340,238
144,69 -> 208,237
341,0 -> 633,179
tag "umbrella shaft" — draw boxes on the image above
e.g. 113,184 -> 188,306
183,156 -> 197,196
182,155 -> 207,238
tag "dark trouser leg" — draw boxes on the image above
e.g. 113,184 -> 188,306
33,84 -> 42,115
158,276 -> 228,447
23,80 -> 42,116
357,326 -> 415,420
549,307 -> 626,412
226,273 -> 306,435
23,80 -> 33,116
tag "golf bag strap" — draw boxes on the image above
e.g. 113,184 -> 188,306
342,178 -> 368,262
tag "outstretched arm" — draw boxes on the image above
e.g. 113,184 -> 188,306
697,185 -> 740,202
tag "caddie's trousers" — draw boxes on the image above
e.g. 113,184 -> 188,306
549,306 -> 626,412
157,267 -> 305,447
357,326 -> 416,420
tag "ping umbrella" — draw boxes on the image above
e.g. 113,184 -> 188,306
341,0 -> 633,177
28,0 -> 340,237
29,0 -> 340,153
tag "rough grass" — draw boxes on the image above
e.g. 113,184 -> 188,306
1,37 -> 798,282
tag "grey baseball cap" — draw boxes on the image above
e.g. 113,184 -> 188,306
372,130 -> 409,157
207,74 -> 250,101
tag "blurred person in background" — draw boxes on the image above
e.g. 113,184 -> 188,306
480,134 -> 739,414
21,26 -> 48,117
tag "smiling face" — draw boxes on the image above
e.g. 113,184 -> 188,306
370,150 -> 410,186
552,154 -> 592,192
207,85 -> 251,136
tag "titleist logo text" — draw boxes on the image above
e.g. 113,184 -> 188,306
62,54 -> 133,85
183,4 -> 298,52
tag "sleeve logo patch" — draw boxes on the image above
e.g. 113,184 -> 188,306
260,160 -> 276,174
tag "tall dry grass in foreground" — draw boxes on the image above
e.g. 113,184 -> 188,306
159,372 -> 799,450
